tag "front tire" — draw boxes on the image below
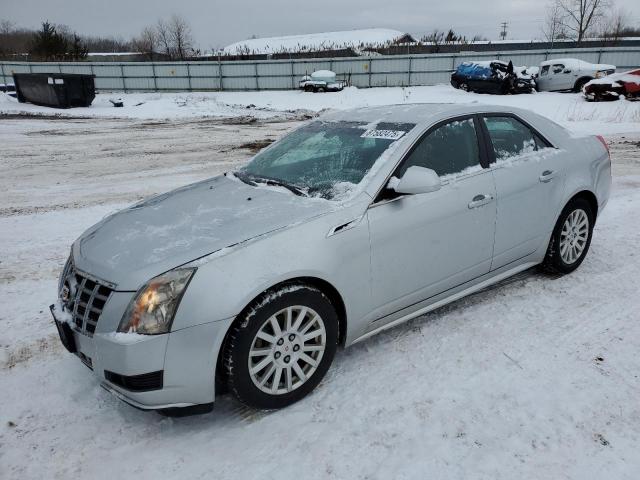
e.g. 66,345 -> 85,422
223,283 -> 338,409
541,198 -> 595,275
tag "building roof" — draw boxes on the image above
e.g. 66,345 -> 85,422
222,28 -> 414,55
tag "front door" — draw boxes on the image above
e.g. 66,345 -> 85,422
367,116 -> 497,319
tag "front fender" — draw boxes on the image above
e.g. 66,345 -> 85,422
170,199 -> 373,340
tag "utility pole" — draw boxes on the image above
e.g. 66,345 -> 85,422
499,22 -> 508,41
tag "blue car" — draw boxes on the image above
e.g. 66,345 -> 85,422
451,61 -> 535,94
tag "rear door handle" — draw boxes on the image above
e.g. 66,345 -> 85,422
539,170 -> 556,183
468,194 -> 494,209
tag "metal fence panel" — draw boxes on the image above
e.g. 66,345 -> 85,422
122,64 -> 154,77
92,64 -> 124,77
189,63 -> 220,77
155,77 -> 190,90
153,64 -> 189,77
371,72 -> 408,87
1,46 -> 639,92
292,60 -> 332,76
94,77 -> 123,90
372,58 -> 410,73
124,76 -> 156,90
59,64 -> 93,74
223,62 -> 257,77
222,76 -> 257,90
190,76 -> 220,90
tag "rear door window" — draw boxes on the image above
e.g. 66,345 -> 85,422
483,116 -> 547,161
552,64 -> 565,74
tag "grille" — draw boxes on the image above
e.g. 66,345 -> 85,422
68,270 -> 114,336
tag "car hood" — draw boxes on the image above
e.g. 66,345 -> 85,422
73,175 -> 335,290
593,63 -> 616,71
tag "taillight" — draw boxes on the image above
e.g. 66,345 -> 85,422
596,135 -> 610,157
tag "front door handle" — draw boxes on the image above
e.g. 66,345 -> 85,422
468,194 -> 494,209
539,170 -> 556,183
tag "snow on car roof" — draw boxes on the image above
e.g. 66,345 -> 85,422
540,58 -> 615,69
222,28 -> 410,55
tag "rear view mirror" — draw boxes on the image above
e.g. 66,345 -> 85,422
392,166 -> 441,195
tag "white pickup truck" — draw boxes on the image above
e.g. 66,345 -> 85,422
536,58 -> 615,92
299,70 -> 346,92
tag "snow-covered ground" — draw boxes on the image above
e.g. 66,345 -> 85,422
2,84 -> 639,135
1,89 -> 640,479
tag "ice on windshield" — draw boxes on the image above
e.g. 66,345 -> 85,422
239,121 -> 415,200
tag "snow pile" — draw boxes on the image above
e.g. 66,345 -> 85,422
222,28 -> 410,55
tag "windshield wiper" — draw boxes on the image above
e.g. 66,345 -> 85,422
238,173 -> 309,197
232,171 -> 258,186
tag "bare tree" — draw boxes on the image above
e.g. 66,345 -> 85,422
599,8 -> 627,43
552,0 -> 611,43
156,18 -> 174,58
132,26 -> 158,60
167,14 -> 194,60
0,19 -> 15,35
542,2 -> 567,45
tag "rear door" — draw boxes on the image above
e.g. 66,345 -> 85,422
367,116 -> 497,318
479,114 -> 566,270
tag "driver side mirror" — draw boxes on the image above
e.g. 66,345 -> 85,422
391,166 -> 441,195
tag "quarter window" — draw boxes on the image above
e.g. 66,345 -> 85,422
483,116 -> 546,161
396,117 -> 481,178
552,64 -> 565,74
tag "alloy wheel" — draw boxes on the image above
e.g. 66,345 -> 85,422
560,209 -> 589,264
248,306 -> 326,395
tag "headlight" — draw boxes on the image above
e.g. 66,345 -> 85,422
118,268 -> 196,335
58,253 -> 73,295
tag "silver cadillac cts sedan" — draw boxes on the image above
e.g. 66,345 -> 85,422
52,104 -> 611,414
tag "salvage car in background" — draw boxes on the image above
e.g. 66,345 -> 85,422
583,69 -> 640,101
450,60 -> 535,94
536,58 -> 615,92
299,70 -> 346,92
51,104 -> 611,414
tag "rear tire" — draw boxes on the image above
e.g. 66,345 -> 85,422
540,198 -> 595,275
223,283 -> 338,410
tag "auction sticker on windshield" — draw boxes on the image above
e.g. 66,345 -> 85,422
360,129 -> 407,140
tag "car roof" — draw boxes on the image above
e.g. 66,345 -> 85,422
318,103 -> 530,126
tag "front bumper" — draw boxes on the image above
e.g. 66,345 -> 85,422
51,302 -> 233,410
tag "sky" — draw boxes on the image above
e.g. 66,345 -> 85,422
3,0 -> 640,52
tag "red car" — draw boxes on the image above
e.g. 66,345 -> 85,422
583,69 -> 640,101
